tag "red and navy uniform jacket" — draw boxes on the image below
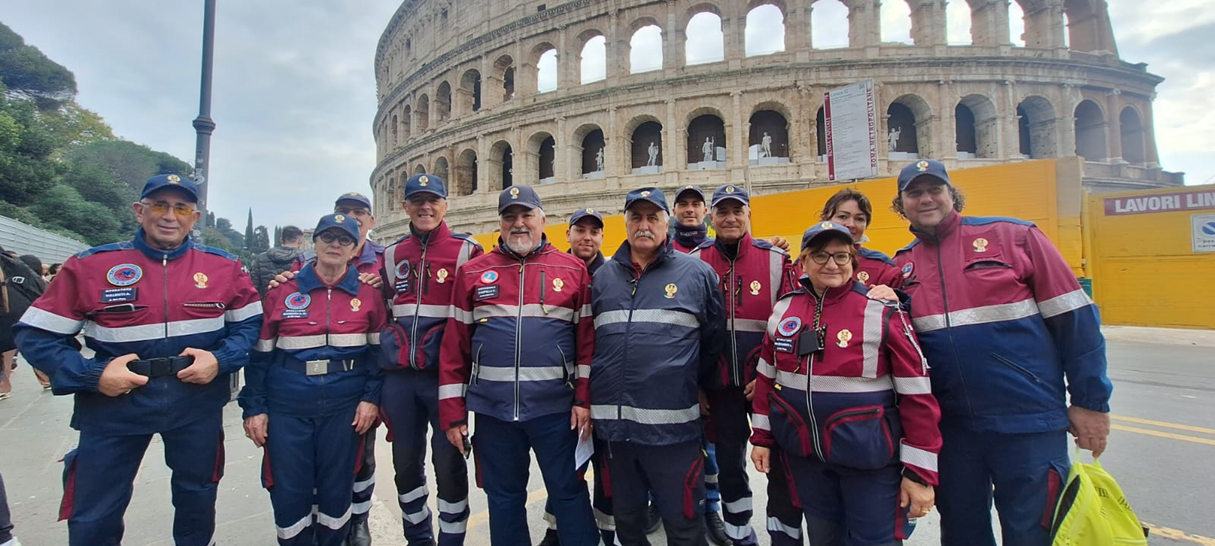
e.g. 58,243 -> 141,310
691,232 -> 797,389
589,239 -> 727,446
893,211 -> 1111,433
381,222 -> 482,371
294,239 -> 385,276
13,231 -> 262,435
239,263 -> 386,418
439,237 -> 593,428
750,280 -> 942,486
856,246 -> 903,289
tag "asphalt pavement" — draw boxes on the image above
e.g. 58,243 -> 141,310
1,325 -> 1212,545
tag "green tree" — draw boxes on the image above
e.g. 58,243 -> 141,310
28,184 -> 123,245
0,22 -> 76,100
39,100 -> 116,151
0,89 -> 60,206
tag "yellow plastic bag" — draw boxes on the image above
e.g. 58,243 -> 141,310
1050,449 -> 1148,545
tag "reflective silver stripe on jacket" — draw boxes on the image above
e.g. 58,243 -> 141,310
590,403 -> 700,425
912,298 -> 1039,333
594,309 -> 698,330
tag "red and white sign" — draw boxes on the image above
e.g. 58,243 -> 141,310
1104,188 -> 1215,216
825,80 -> 878,182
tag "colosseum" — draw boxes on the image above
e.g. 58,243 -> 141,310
369,0 -> 1181,240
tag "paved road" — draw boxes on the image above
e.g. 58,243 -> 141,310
1,326 -> 1212,545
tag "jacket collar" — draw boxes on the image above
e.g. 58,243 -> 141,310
356,238 -> 384,266
295,262 -> 362,296
910,210 -> 962,243
797,275 -> 855,304
133,229 -> 192,261
496,234 -> 551,261
406,221 -> 452,245
568,248 -> 606,273
713,231 -> 753,259
611,237 -> 674,268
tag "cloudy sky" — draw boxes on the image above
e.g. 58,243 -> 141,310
4,1 -> 1211,232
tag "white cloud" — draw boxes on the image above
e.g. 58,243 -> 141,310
812,1 -> 850,49
629,25 -> 663,73
685,12 -> 724,65
537,49 -> 558,93
946,0 -> 972,45
580,36 -> 606,84
745,5 -> 785,57
880,0 -> 912,44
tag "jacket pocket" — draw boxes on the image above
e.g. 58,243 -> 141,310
416,323 -> 446,371
768,394 -> 813,458
822,405 -> 895,470
992,352 -> 1043,384
470,345 -> 484,385
557,345 -> 574,388
379,323 -> 411,370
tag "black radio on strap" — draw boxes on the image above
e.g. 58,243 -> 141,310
126,356 -> 195,378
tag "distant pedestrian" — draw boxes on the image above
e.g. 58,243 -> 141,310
0,248 -> 46,399
251,225 -> 305,297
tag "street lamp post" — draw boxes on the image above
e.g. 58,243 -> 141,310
192,0 -> 217,212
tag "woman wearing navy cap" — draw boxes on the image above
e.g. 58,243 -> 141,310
750,222 -> 942,546
239,213 -> 387,546
819,187 -> 904,289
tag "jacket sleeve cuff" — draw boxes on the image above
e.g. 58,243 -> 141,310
1070,399 -> 1110,413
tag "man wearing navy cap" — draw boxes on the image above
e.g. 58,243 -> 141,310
15,174 -> 263,546
591,187 -> 726,545
440,186 -> 597,546
379,173 -> 481,546
673,185 -> 711,253
691,184 -> 798,546
891,159 -> 1112,545
566,208 -> 607,275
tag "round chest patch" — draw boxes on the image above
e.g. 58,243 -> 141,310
480,271 -> 499,283
107,264 -> 143,286
396,260 -> 411,280
778,317 -> 803,337
285,292 -> 312,310
901,262 -> 914,278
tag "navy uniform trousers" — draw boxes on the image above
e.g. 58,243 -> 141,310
350,426 -> 377,529
785,454 -> 910,546
381,371 -> 469,544
474,412 -> 598,546
60,411 -> 224,546
937,426 -> 1069,546
263,405 -> 361,546
607,439 -> 708,546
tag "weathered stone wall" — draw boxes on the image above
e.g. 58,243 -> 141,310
370,0 -> 1176,240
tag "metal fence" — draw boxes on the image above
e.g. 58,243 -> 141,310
0,215 -> 89,264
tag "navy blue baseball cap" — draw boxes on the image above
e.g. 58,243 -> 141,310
674,185 -> 707,203
499,185 -> 543,214
568,208 -> 604,228
141,174 -> 199,202
314,213 -> 361,242
335,192 -> 372,209
711,184 -> 750,207
897,159 -> 952,193
404,173 -> 447,200
800,221 -> 853,251
624,187 -> 669,213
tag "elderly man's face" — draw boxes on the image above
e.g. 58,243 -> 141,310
134,187 -> 200,250
625,201 -> 668,254
500,205 -> 546,255
335,199 -> 375,242
711,201 -> 750,244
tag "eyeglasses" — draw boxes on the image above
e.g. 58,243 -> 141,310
140,201 -> 196,218
317,232 -> 357,247
809,252 -> 852,266
335,206 -> 371,217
